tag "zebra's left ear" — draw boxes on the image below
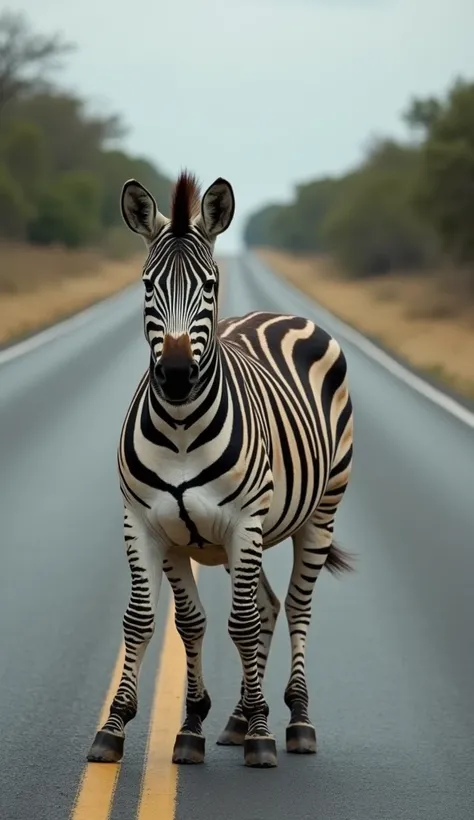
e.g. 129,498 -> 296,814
121,179 -> 166,244
198,177 -> 235,239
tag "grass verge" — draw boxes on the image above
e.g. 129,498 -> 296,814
0,241 -> 144,346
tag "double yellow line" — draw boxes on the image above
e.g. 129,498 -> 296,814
71,564 -> 200,820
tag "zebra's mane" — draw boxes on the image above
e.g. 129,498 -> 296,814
170,170 -> 201,237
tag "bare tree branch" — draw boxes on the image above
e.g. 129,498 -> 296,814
0,10 -> 75,111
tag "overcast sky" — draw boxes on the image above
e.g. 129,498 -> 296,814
11,0 -> 474,251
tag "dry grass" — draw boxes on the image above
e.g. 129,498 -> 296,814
258,248 -> 474,399
0,241 -> 144,345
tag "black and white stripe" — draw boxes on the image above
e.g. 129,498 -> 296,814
87,171 -> 354,770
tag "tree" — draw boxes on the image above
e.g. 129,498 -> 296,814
0,163 -> 33,240
243,179 -> 341,254
8,91 -> 125,174
320,167 -> 433,276
0,117 -> 47,201
0,10 -> 173,252
403,97 -> 442,139
243,75 -> 474,280
288,177 -> 342,252
413,79 -> 474,268
28,170 -> 103,248
243,203 -> 284,248
362,136 -> 421,174
0,10 -> 74,113
96,150 -> 172,230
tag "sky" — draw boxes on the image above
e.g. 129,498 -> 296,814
9,0 -> 474,251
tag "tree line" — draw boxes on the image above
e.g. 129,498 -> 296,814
244,76 -> 474,282
0,9 -> 172,252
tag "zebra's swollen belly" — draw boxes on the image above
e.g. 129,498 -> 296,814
145,480 -> 322,567
147,487 -> 233,554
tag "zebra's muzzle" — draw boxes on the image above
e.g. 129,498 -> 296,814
153,356 -> 200,402
154,333 -> 200,402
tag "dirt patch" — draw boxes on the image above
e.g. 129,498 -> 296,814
257,248 -> 474,399
0,242 -> 145,345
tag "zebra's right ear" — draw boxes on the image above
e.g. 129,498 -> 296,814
121,180 -> 166,243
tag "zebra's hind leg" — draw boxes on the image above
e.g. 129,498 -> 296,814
87,506 -> 164,763
164,552 -> 210,765
217,565 -> 280,746
284,514 -> 353,755
227,528 -> 278,768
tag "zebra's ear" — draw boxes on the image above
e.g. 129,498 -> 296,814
198,177 -> 235,239
121,180 -> 166,243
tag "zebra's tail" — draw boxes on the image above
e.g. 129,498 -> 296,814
324,540 -> 355,576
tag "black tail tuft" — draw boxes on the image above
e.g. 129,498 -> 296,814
324,540 -> 356,576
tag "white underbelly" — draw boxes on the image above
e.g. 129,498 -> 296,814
148,487 -> 231,548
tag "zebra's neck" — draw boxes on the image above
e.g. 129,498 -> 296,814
146,338 -> 224,431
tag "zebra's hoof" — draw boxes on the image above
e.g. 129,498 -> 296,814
244,736 -> 278,768
87,730 -> 124,763
216,715 -> 248,746
286,723 -> 317,754
172,732 -> 205,764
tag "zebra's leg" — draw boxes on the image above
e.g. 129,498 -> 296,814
87,506 -> 163,763
284,421 -> 353,754
217,565 -> 280,746
227,530 -> 277,768
284,496 -> 352,754
283,521 -> 327,756
163,553 -> 210,765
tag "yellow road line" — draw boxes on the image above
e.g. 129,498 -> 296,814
137,562 -> 200,820
70,641 -> 125,820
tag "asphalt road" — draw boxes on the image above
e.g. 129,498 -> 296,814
1,253 -> 473,820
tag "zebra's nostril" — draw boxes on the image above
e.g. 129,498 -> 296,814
154,360 -> 199,389
154,362 -> 166,384
189,362 -> 200,384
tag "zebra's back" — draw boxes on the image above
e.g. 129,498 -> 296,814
218,310 -> 353,547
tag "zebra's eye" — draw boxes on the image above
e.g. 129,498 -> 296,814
203,280 -> 214,294
143,278 -> 154,296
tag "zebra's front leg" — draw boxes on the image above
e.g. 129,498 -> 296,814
87,506 -> 163,763
164,552 -> 210,765
217,565 -> 280,747
227,529 -> 277,768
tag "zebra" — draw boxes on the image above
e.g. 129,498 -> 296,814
87,170 -> 354,770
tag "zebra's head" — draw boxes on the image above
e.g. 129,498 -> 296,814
120,170 -> 235,404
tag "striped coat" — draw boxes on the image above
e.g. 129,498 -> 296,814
87,171 -> 354,772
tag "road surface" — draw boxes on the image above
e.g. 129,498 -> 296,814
0,253 -> 473,820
